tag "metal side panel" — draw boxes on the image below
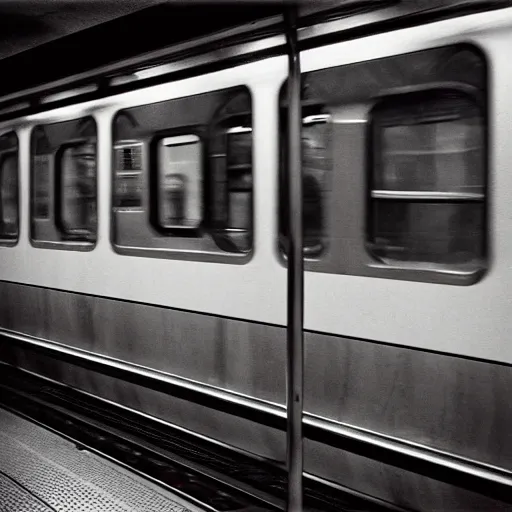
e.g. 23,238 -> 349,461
1,281 -> 512,471
0,407 -> 204,512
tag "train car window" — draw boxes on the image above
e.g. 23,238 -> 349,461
156,135 -> 203,229
0,133 -> 19,244
369,90 -> 485,269
277,44 -> 486,284
112,86 -> 252,264
31,117 -> 97,250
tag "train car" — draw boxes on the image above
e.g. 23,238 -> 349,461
0,1 -> 511,510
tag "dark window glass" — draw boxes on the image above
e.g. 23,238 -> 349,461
60,142 -> 97,236
369,91 -> 485,268
33,154 -> 50,219
280,114 -> 330,257
371,201 -> 484,267
0,153 -> 18,239
226,126 -> 252,252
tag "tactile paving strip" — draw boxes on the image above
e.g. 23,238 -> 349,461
0,408 -> 199,512
0,473 -> 54,512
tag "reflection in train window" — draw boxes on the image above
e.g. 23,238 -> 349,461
157,135 -> 203,229
0,150 -> 18,241
59,142 -> 97,238
280,114 -> 330,258
369,90 -> 485,269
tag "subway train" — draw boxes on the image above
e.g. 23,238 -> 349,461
0,2 -> 512,511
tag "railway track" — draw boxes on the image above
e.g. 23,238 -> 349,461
0,364 -> 406,512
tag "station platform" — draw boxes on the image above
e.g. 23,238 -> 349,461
0,407 -> 204,512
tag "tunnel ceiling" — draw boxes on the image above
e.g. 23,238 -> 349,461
0,0 -> 167,61
0,0 -> 292,98
0,0 -> 507,100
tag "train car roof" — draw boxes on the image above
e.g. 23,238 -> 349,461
0,0 -> 509,119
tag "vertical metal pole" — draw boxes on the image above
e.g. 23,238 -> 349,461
285,5 -> 303,512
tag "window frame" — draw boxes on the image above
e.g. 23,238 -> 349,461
365,83 -> 488,281
0,131 -> 19,246
225,124 -> 253,234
